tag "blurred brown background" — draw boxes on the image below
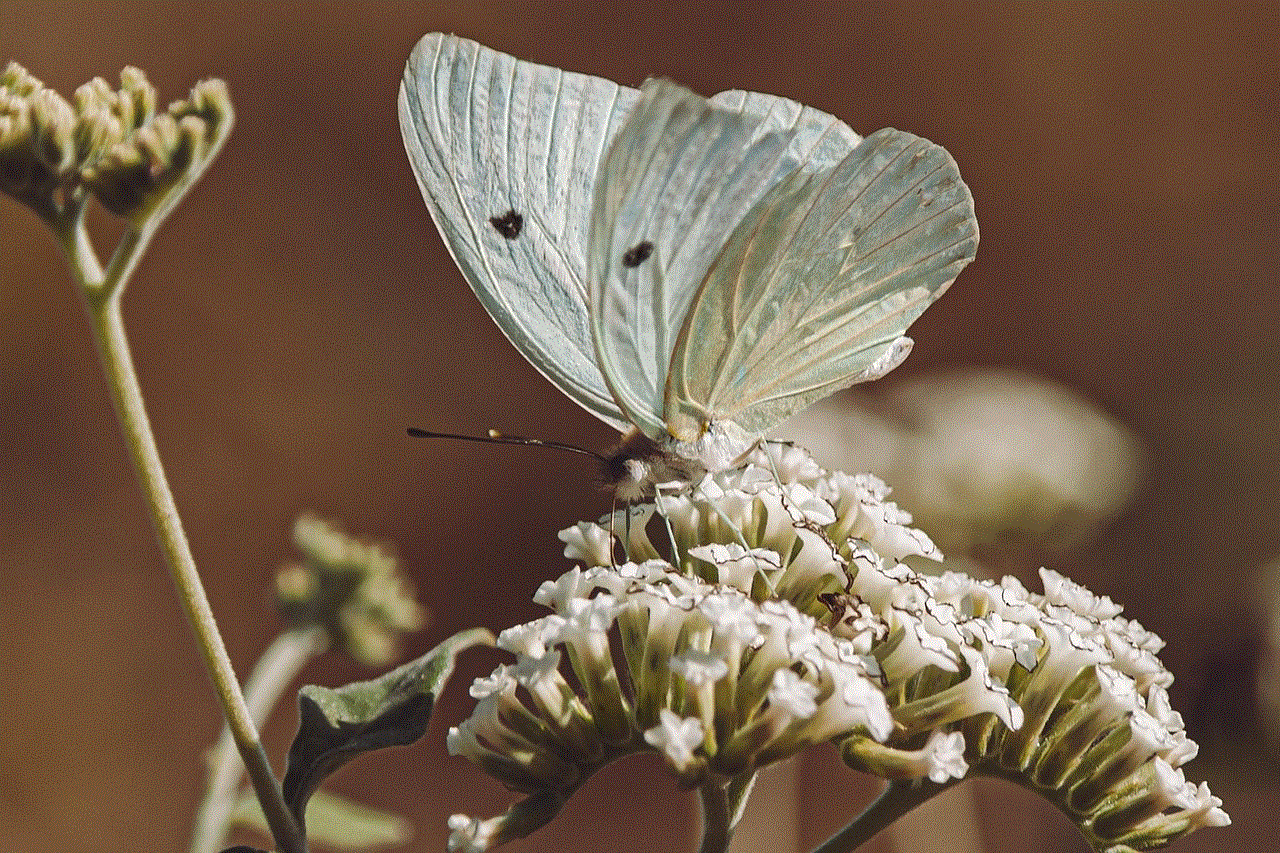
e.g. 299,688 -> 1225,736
1,3 -> 1275,851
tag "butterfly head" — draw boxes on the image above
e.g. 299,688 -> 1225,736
603,429 -> 704,502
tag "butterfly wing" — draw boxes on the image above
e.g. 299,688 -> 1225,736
709,90 -> 863,169
665,128 -> 978,444
398,33 -> 637,431
588,80 -> 861,441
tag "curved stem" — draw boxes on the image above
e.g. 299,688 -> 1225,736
812,779 -> 956,853
190,627 -> 330,853
97,220 -> 157,294
70,222 -> 308,853
49,204 -> 102,286
698,782 -> 733,853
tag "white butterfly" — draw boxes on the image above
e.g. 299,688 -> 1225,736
398,33 -> 978,499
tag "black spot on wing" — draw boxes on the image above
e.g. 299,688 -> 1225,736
622,240 -> 653,267
489,210 -> 523,239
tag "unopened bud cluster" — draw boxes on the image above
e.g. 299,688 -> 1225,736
447,445 -> 1225,853
1,61 -> 230,223
276,515 -> 426,667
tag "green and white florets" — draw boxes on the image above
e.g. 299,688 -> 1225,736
447,444 -> 1225,853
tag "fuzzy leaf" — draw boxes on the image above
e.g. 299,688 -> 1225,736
282,627 -> 493,828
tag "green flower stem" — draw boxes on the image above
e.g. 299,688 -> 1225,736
50,205 -> 101,285
811,779 -> 955,853
66,218 -> 308,853
698,782 -> 733,853
190,626 -> 330,853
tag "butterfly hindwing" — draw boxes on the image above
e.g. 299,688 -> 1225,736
666,128 -> 978,440
589,80 -> 799,438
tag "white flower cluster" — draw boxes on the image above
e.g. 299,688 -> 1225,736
447,444 -> 1225,853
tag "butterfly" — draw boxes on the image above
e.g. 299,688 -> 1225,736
398,33 -> 977,500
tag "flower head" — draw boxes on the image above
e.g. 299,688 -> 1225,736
449,444 -> 1223,851
1,61 -> 231,224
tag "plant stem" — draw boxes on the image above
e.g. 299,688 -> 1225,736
698,782 -> 733,853
71,221 -> 308,853
812,780 -> 953,853
190,627 -> 330,853
52,206 -> 103,285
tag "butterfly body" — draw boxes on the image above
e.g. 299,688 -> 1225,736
599,429 -> 703,502
399,34 -> 977,492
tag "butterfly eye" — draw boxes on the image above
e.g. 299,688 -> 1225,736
489,210 -> 523,239
622,240 -> 653,268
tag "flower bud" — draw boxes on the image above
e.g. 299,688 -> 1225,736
275,515 -> 426,667
118,66 -> 156,129
28,87 -> 74,174
79,75 -> 232,222
1,62 -> 231,223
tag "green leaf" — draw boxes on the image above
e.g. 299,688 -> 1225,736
232,788 -> 412,851
282,627 -> 493,828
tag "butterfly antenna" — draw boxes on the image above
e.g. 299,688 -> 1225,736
407,427 -> 609,462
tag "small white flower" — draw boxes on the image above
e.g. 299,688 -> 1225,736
781,482 -> 837,526
558,521 -> 614,565
700,592 -> 764,648
644,709 -> 705,773
469,665 -> 516,699
922,730 -> 969,783
533,567 -> 595,612
1143,684 -> 1182,732
614,559 -> 672,583
688,542 -> 782,591
906,645 -> 1022,731
496,616 -> 564,658
767,668 -> 819,719
1093,665 -> 1141,717
764,442 -> 825,482
562,594 -> 618,631
1187,782 -> 1231,828
826,662 -> 895,742
1040,567 -> 1123,619
671,649 -> 729,686
879,612 -> 961,679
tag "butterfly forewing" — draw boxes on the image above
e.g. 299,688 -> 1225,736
589,80 -> 805,439
398,33 -> 637,431
666,128 -> 978,440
